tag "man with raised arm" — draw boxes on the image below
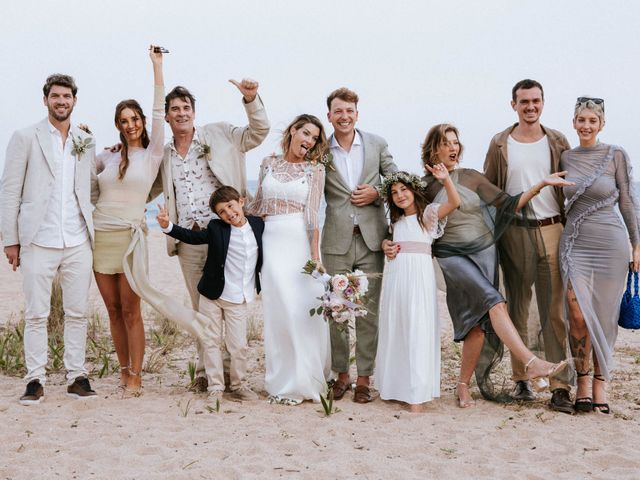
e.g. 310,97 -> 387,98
151,79 -> 269,392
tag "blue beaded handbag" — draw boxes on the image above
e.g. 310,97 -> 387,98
619,270 -> 640,329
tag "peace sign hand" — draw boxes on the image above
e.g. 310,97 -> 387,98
229,78 -> 259,103
156,204 -> 170,229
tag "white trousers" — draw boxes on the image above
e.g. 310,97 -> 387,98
20,241 -> 93,385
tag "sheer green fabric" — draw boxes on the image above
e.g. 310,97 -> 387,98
424,168 -> 550,402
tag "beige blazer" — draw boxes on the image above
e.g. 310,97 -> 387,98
0,118 -> 97,247
321,130 -> 397,255
152,96 -> 270,256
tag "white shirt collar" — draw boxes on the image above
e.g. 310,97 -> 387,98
330,131 -> 362,150
47,120 -> 74,136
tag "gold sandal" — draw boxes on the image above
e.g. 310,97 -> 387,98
525,357 -> 568,392
121,369 -> 142,399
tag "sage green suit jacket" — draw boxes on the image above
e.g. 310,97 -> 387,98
321,130 -> 397,255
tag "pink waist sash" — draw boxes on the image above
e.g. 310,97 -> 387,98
397,241 -> 431,255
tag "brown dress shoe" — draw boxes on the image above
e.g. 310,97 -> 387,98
331,379 -> 351,400
353,385 -> 373,403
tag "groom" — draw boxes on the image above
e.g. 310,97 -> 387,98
322,87 -> 397,403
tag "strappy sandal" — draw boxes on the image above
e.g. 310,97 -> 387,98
117,366 -> 129,393
456,382 -> 475,408
524,357 -> 568,392
592,374 -> 610,414
121,369 -> 142,399
573,370 -> 593,413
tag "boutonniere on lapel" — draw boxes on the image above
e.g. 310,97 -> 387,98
70,133 -> 94,161
195,139 -> 211,160
319,152 -> 335,171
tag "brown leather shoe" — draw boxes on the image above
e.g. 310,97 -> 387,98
331,379 -> 351,400
353,385 -> 373,403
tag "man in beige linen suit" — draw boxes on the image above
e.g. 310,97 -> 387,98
151,79 -> 269,391
322,87 -> 397,403
1,74 -> 98,405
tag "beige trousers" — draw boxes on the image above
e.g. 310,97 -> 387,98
198,296 -> 250,392
176,242 -> 209,376
499,222 -> 569,390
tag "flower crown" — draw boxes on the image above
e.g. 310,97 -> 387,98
378,171 -> 428,199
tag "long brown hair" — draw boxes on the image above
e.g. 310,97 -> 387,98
385,174 -> 430,231
421,123 -> 464,170
114,99 -> 150,180
281,114 -> 328,164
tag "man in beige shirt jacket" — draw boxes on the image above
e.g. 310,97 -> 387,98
151,79 -> 269,391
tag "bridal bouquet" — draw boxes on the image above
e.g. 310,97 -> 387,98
302,260 -> 369,327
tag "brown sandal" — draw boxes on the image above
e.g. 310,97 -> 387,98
331,379 -> 351,400
353,385 -> 372,403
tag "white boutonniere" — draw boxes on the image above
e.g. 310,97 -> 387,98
195,140 -> 211,160
71,133 -> 94,160
319,152 -> 335,171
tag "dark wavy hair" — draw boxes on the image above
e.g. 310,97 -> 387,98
114,99 -> 150,180
43,74 -> 77,97
385,172 -> 430,232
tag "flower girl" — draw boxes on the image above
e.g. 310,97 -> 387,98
376,166 -> 460,412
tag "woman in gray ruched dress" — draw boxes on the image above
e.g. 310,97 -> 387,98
560,97 -> 640,414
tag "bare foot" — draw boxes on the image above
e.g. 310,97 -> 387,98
456,382 -> 475,408
408,403 -> 424,413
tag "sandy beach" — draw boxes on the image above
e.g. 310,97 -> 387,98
1,231 -> 639,480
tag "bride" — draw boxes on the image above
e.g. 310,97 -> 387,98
248,114 -> 329,404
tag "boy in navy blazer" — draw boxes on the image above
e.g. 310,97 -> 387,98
157,186 -> 264,401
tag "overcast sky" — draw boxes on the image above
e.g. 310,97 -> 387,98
1,1 -> 639,180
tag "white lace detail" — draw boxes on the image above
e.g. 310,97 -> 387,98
247,155 -> 325,231
422,202 -> 447,239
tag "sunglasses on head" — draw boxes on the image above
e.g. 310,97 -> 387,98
576,97 -> 605,112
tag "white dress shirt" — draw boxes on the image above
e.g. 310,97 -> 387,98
331,131 -> 364,191
162,220 -> 258,303
221,221 -> 258,303
330,132 -> 364,225
32,122 -> 89,248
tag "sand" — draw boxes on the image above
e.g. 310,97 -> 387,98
1,231 -> 639,480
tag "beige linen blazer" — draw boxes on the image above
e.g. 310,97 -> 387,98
321,130 -> 397,255
0,118 -> 97,247
153,96 -> 270,256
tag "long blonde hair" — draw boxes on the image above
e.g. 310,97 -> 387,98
281,114 -> 327,164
